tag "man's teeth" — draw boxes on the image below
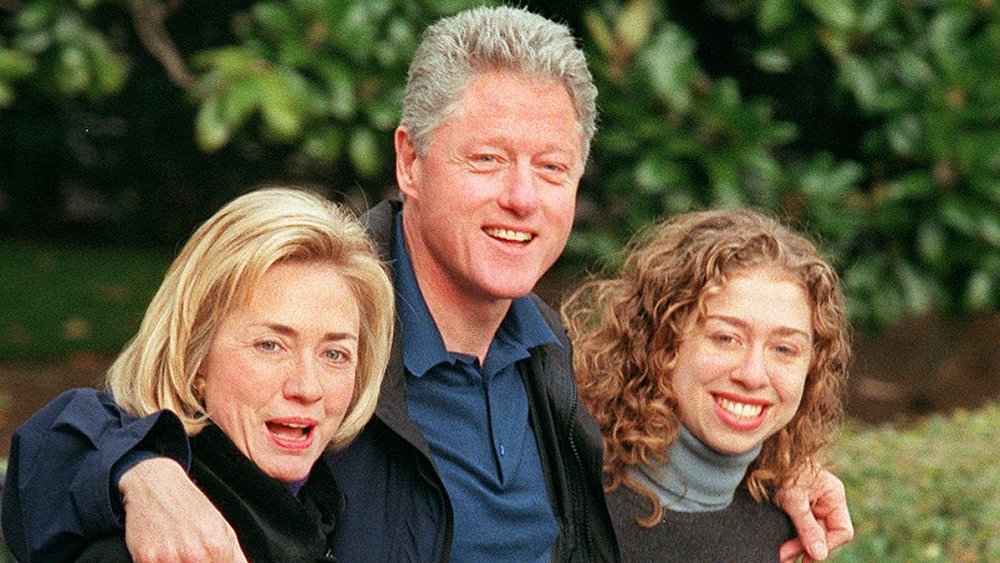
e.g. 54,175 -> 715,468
485,227 -> 532,242
716,397 -> 763,419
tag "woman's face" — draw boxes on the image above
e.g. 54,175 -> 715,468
200,260 -> 361,482
670,266 -> 813,455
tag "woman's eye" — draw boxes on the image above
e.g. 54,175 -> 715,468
774,344 -> 799,356
255,340 -> 280,352
712,333 -> 736,345
324,348 -> 352,363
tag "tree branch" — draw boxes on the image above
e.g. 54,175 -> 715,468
128,0 -> 196,89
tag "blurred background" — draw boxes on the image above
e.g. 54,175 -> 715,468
1,0 -> 998,560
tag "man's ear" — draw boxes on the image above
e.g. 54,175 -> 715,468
395,126 -> 420,199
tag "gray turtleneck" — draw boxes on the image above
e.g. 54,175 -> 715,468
627,425 -> 761,512
606,426 -> 794,562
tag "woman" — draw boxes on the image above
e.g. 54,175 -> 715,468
562,209 -> 850,562
5,188 -> 394,561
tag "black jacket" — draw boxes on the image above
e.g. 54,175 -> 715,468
326,199 -> 620,562
75,423 -> 342,563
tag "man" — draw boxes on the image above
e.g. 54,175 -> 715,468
2,7 -> 851,562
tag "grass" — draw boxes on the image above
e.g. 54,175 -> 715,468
0,240 -> 171,360
830,405 -> 1000,562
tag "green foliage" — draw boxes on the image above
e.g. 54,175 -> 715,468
0,43 -> 35,106
571,0 -> 1000,331
188,0 -> 490,176
0,241 -> 171,360
5,0 -> 125,99
1,0 -> 998,333
831,405 -> 1000,561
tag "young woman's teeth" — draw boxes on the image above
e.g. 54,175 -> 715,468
716,397 -> 763,419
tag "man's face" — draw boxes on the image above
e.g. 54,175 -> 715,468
396,70 -> 583,306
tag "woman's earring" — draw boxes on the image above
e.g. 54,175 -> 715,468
193,375 -> 206,399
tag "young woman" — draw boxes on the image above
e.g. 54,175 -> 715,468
562,209 -> 851,562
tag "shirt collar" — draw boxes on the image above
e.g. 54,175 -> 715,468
392,212 -> 559,378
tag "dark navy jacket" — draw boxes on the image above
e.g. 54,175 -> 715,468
1,199 -> 620,562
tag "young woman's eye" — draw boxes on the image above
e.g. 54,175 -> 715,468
712,333 -> 737,345
774,343 -> 800,357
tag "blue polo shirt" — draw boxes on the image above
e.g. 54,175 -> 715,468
392,214 -> 559,562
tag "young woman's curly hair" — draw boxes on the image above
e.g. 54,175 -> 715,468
561,209 -> 850,527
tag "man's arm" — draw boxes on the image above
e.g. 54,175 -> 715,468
119,458 -> 246,563
1,388 -> 241,562
776,466 -> 854,562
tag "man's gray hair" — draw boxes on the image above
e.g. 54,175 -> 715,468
401,6 -> 598,161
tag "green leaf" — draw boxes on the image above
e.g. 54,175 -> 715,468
348,127 -> 381,178
639,25 -> 696,113
315,60 -> 356,120
939,196 -> 981,238
895,258 -> 935,315
302,125 -> 345,163
885,113 -> 923,157
805,0 -> 857,29
16,1 -> 58,30
616,0 -> 658,55
195,95 -> 231,152
0,49 -> 36,78
582,9 -> 615,59
886,173 -> 933,201
220,77 -> 261,132
758,0 -> 796,34
253,2 -> 303,38
754,47 -> 791,73
0,82 -> 14,107
916,220 -> 947,268
56,45 -> 90,94
856,0 -> 893,34
840,55 -> 880,112
258,71 -> 305,140
85,34 -> 126,95
964,270 -> 995,311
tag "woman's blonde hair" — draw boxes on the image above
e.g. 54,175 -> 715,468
106,187 -> 394,451
562,208 -> 850,526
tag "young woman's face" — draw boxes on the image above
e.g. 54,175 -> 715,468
200,261 -> 361,482
671,266 -> 813,455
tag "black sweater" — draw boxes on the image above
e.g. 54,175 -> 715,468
606,485 -> 794,563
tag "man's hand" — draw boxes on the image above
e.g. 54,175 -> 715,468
119,457 -> 248,563
776,466 -> 854,562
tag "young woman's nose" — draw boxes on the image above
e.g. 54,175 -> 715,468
730,345 -> 770,389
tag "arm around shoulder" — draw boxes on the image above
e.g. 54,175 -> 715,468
2,388 -> 190,561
